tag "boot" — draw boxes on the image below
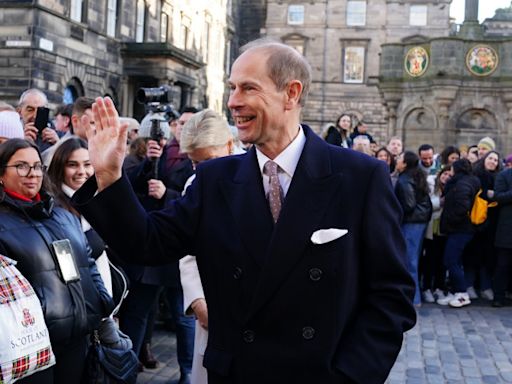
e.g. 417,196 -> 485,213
139,343 -> 158,369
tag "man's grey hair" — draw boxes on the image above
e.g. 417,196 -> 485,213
240,38 -> 312,107
18,88 -> 48,107
180,109 -> 233,153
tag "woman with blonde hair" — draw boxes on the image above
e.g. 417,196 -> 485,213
179,109 -> 235,384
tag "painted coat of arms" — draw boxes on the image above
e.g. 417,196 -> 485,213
466,45 -> 499,76
405,46 -> 429,77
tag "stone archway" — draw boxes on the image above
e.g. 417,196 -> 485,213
454,108 -> 498,147
402,106 -> 438,151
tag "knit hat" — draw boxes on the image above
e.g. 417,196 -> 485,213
0,111 -> 24,140
505,154 -> 512,165
478,136 -> 496,151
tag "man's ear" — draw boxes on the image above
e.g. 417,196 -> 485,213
71,114 -> 79,128
284,80 -> 303,110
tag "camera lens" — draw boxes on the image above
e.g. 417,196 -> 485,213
136,86 -> 173,104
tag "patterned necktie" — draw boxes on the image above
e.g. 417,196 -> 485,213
263,160 -> 284,223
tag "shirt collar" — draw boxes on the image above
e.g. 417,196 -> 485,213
256,125 -> 306,178
61,183 -> 76,198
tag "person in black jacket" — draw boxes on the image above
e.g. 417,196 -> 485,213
123,115 -> 195,383
464,150 -> 501,301
438,159 -> 480,308
491,167 -> 512,307
395,151 -> 433,306
0,138 -> 113,383
322,113 -> 352,148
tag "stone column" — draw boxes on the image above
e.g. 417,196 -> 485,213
465,0 -> 479,22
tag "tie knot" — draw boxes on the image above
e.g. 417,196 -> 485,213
263,160 -> 279,177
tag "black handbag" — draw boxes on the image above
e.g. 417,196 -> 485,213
83,330 -> 139,384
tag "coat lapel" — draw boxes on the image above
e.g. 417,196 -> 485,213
245,128 -> 344,320
220,148 -> 274,267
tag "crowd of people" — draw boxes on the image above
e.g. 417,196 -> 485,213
324,114 -> 512,309
2,38 -> 509,384
0,92 -> 237,383
0,39 -> 418,384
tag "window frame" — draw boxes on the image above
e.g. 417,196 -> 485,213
346,1 -> 366,27
409,5 -> 428,26
287,4 -> 305,25
135,0 -> 145,43
106,0 -> 118,37
343,45 -> 366,84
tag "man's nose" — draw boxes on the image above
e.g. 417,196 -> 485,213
227,89 -> 241,109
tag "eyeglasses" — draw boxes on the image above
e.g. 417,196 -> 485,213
3,163 -> 46,177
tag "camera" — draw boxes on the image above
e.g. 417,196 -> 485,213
136,85 -> 174,105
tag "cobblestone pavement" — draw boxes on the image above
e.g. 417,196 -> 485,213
387,301 -> 512,384
138,301 -> 512,383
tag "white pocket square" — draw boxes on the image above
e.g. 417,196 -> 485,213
310,228 -> 348,245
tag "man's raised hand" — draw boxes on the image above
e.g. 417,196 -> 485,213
82,97 -> 128,191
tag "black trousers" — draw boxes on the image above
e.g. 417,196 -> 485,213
493,247 -> 512,302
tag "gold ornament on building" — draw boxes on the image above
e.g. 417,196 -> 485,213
466,45 -> 499,77
404,46 -> 429,78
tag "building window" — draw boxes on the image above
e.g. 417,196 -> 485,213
203,21 -> 210,60
180,15 -> 191,50
284,38 -> 305,55
343,46 -> 365,83
287,5 -> 304,25
410,5 -> 427,26
106,0 -> 118,37
136,0 -> 145,42
63,86 -> 78,104
70,0 -> 85,22
161,12 -> 168,42
346,1 -> 366,26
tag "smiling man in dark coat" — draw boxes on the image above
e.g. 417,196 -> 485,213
73,38 -> 416,384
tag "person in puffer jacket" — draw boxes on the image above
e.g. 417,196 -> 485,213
0,138 -> 113,384
438,158 -> 481,308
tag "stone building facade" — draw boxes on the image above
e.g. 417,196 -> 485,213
0,0 -> 233,120
379,1 -> 512,153
259,0 -> 452,144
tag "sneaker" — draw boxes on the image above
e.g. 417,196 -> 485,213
437,292 -> 455,305
481,289 -> 494,301
434,289 -> 447,301
449,292 -> 471,308
422,289 -> 435,303
467,286 -> 478,299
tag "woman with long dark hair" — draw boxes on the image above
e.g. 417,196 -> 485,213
421,165 -> 452,304
464,150 -> 501,301
322,113 -> 352,148
395,151 -> 433,306
0,139 -> 113,383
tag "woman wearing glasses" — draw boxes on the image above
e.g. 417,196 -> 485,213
0,138 -> 113,383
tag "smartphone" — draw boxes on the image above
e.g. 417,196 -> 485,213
34,107 -> 50,133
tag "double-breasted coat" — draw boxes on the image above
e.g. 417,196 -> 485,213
74,126 -> 416,384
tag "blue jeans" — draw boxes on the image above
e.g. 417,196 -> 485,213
401,223 -> 427,305
121,283 -> 194,374
166,285 -> 195,374
444,233 -> 474,293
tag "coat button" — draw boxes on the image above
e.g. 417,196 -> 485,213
233,267 -> 243,280
302,326 -> 315,340
243,330 -> 255,343
309,268 -> 322,281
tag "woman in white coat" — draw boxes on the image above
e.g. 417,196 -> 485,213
178,109 -> 241,384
